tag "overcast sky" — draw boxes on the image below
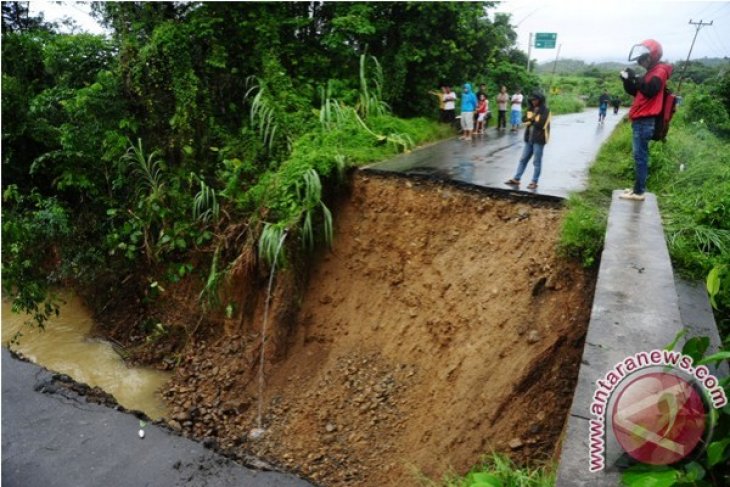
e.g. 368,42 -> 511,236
29,1 -> 730,64
493,0 -> 730,64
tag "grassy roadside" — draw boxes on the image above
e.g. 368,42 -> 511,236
559,110 -> 730,337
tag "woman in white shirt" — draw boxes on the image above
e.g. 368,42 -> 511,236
442,85 -> 457,125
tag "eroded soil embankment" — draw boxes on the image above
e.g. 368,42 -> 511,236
162,173 -> 596,486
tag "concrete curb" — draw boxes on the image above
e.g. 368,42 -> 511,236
555,191 -> 726,486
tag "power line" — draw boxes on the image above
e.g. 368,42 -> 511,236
708,2 -> 729,18
707,28 -> 729,58
715,7 -> 730,21
515,6 -> 544,26
696,1 -> 721,18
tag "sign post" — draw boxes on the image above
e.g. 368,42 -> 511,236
535,32 -> 557,49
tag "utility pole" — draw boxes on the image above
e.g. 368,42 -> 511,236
549,44 -> 562,95
677,19 -> 713,93
527,32 -> 533,72
551,44 -> 562,77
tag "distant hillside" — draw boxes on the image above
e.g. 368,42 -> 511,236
534,59 -> 623,74
688,56 -> 730,67
535,57 -> 729,74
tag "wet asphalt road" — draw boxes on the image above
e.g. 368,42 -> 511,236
368,108 -> 628,199
1,349 -> 313,487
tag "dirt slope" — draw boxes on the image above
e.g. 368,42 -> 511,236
163,173 -> 595,486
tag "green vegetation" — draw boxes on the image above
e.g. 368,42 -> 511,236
544,92 -> 586,115
1,1 -> 535,330
536,57 -> 730,82
424,454 -> 555,487
540,57 -> 730,112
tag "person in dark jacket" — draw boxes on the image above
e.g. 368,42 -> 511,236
619,39 -> 673,201
611,96 -> 621,115
504,92 -> 551,190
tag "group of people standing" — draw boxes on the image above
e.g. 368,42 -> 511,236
430,38 -> 669,196
434,82 -> 550,190
435,84 -> 530,141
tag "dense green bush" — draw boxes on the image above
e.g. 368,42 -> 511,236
1,186 -> 70,328
681,92 -> 730,134
4,4 -> 480,325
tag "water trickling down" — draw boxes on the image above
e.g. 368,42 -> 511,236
250,230 -> 288,440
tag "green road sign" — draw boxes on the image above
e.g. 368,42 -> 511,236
535,32 -> 557,49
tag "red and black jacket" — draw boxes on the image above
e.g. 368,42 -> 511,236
623,63 -> 673,120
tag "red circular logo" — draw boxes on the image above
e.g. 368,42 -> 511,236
611,371 -> 707,465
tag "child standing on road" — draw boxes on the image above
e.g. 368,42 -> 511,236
476,94 -> 488,134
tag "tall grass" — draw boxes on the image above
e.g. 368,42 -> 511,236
317,55 -> 417,152
652,116 -> 730,281
192,178 -> 219,224
357,55 -> 390,119
245,76 -> 291,153
258,223 -> 288,268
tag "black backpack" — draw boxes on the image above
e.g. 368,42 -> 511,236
652,87 -> 678,142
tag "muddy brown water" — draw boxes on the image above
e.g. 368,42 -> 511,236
2,293 -> 171,420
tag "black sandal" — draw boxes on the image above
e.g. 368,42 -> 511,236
505,178 -> 520,185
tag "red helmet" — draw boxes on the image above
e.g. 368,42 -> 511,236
628,39 -> 663,66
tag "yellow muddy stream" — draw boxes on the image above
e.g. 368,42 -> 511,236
2,294 -> 171,420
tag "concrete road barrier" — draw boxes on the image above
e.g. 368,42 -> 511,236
555,191 -> 727,486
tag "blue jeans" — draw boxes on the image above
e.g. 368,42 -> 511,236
514,141 -> 544,183
632,118 -> 655,194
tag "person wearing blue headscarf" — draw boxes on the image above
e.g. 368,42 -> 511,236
460,83 -> 478,140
